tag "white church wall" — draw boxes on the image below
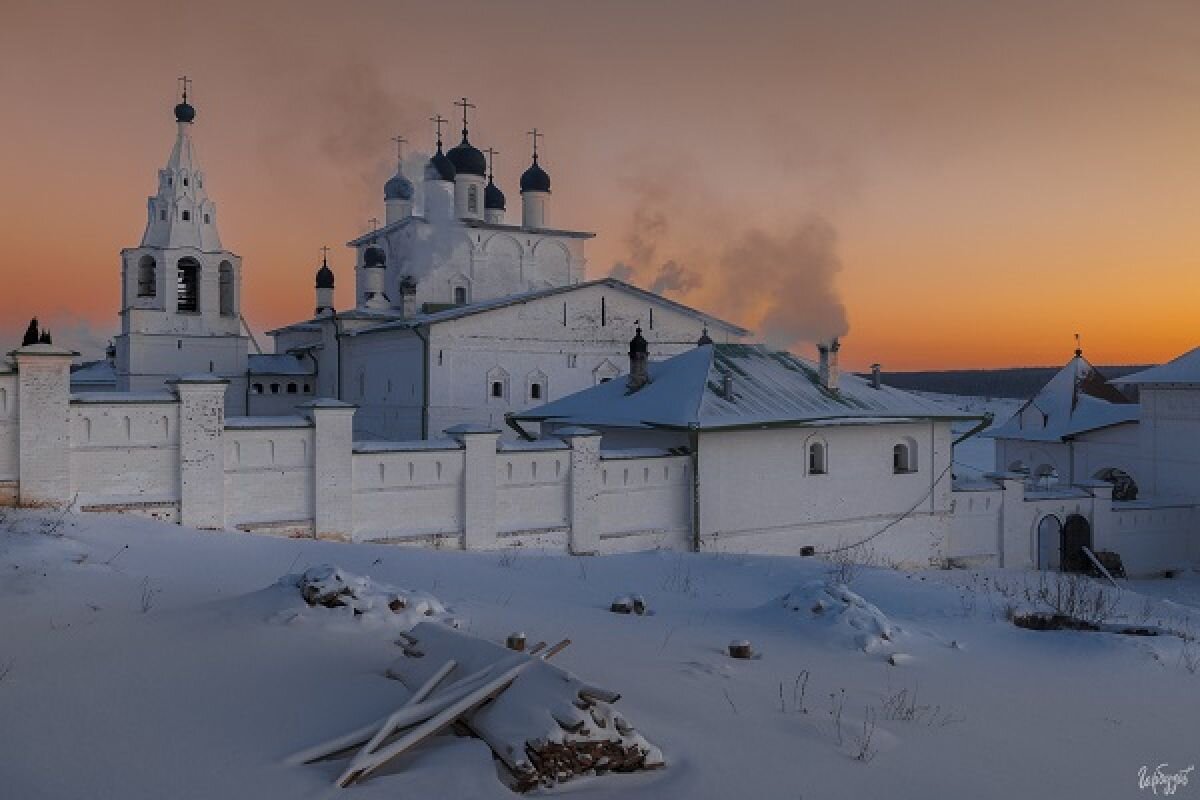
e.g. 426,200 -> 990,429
1103,504 -> 1196,577
494,444 -> 571,545
947,484 -> 1004,566
1137,387 -> 1200,499
422,284 -> 731,436
695,423 -> 955,566
596,453 -> 692,553
342,331 -> 425,439
1069,423 -> 1143,487
351,443 -> 466,545
69,398 -> 180,510
246,377 -> 317,417
0,371 -> 19,503
222,420 -> 315,533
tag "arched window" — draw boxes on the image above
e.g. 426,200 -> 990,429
137,256 -> 157,298
467,185 -> 478,213
893,438 -> 918,474
808,440 -> 827,475
1033,464 -> 1059,489
176,258 -> 200,311
454,286 -> 468,305
1094,467 -> 1139,501
287,383 -> 298,394
218,261 -> 235,316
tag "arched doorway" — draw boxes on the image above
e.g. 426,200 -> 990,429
1061,514 -> 1092,572
1037,515 -> 1062,570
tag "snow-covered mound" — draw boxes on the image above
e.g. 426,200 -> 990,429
284,565 -> 456,630
780,581 -> 899,653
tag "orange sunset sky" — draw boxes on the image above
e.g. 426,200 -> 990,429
1,0 -> 1197,370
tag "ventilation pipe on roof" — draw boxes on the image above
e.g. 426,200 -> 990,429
399,275 -> 418,319
722,372 -> 734,401
870,363 -> 881,390
818,338 -> 841,391
627,326 -> 650,391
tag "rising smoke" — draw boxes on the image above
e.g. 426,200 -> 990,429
609,169 -> 849,351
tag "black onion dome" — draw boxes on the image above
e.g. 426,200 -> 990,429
629,326 -> 648,357
384,170 -> 414,201
174,101 -> 196,123
363,246 -> 386,267
425,144 -> 456,183
315,262 -> 335,289
446,134 -> 487,177
484,177 -> 505,210
520,156 -> 551,193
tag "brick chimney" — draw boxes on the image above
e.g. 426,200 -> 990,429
818,338 -> 841,390
627,326 -> 649,391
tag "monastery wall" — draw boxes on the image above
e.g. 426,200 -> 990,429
0,346 -> 1193,573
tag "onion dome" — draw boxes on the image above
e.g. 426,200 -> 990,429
629,326 -> 648,357
384,169 -> 414,201
363,246 -> 387,268
174,100 -> 196,123
425,143 -> 456,183
447,132 -> 487,177
315,258 -> 335,289
520,155 -> 551,193
484,176 -> 506,210
697,327 -> 713,346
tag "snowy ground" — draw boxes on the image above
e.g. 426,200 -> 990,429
1,506 -> 1197,799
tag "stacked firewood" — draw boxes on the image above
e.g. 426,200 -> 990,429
287,620 -> 663,791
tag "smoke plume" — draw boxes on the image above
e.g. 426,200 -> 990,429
608,164 -> 850,351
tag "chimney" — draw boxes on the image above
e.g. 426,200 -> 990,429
818,338 -> 841,391
627,326 -> 650,391
870,363 -> 881,390
399,275 -> 418,319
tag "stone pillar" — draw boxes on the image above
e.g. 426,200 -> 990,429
1083,480 -> 1115,555
561,427 -> 602,555
13,344 -> 77,507
303,399 -> 356,541
170,375 -> 229,529
995,473 -> 1027,569
446,424 -> 500,550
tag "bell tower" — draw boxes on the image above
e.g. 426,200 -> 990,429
114,80 -> 249,412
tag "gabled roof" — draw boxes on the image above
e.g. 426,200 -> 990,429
348,278 -> 750,338
513,343 -> 975,432
1115,346 -> 1200,386
346,215 -> 594,247
986,353 -> 1138,442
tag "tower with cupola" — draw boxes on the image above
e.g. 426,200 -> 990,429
113,82 -> 249,412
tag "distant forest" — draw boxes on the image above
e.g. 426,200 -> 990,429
867,365 -> 1152,399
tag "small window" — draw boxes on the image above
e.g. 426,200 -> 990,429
808,441 -> 827,475
160,210 -> 166,221
137,256 -> 157,298
467,185 -> 478,213
204,214 -> 210,224
271,383 -> 280,394
287,383 -> 298,394
252,383 -> 263,394
599,377 -> 612,384
491,381 -> 504,398
183,177 -> 189,187
531,383 -> 542,400
454,286 -> 467,305
893,442 -> 917,474
303,383 -> 311,393
182,210 -> 191,221
567,354 -> 577,368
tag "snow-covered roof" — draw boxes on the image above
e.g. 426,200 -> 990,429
986,353 -> 1138,442
345,214 -> 595,247
514,343 -> 976,432
349,278 -> 750,338
69,359 -> 117,388
1116,346 -> 1200,386
247,353 -> 314,376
